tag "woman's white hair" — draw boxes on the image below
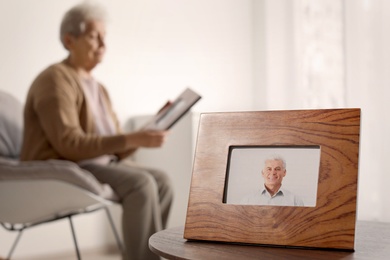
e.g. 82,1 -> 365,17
60,1 -> 107,49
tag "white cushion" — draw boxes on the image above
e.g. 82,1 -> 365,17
0,90 -> 23,158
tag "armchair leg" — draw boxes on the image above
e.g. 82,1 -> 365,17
104,207 -> 124,254
68,216 -> 81,260
7,230 -> 23,260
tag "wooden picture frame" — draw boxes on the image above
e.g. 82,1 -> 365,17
184,109 -> 360,250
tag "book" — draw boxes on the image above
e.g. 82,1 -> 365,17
142,87 -> 201,130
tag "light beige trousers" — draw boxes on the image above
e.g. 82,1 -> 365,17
81,159 -> 173,260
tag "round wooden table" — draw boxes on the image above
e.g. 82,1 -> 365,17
149,221 -> 390,260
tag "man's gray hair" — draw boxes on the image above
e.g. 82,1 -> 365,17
60,1 -> 107,49
264,154 -> 286,169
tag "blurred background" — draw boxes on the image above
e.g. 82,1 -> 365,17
1,0 -> 389,258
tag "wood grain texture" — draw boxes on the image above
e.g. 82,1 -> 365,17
151,222 -> 390,260
184,109 -> 360,250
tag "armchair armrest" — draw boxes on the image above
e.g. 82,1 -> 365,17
0,157 -> 118,201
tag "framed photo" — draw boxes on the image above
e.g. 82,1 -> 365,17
224,146 -> 320,207
184,109 -> 360,250
142,88 -> 201,130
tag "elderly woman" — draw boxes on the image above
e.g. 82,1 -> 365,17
20,2 -> 173,260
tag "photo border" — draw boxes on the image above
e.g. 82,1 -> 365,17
184,109 -> 360,250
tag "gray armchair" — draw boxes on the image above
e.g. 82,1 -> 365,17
0,90 -> 123,259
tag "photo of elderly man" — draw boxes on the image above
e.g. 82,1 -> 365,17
241,155 -> 304,206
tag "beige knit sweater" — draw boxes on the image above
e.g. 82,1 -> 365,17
21,60 -> 130,162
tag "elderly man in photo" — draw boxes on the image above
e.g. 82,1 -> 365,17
241,155 -> 304,206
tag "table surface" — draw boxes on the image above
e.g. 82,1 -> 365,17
149,221 -> 390,260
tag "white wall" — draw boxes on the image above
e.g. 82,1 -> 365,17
345,0 -> 390,221
0,0 -> 254,258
